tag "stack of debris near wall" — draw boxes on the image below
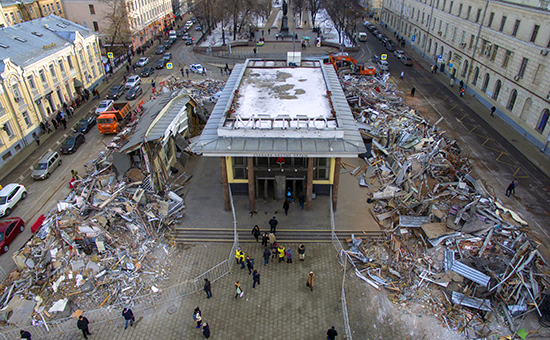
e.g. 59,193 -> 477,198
152,75 -> 226,106
342,75 -> 550,337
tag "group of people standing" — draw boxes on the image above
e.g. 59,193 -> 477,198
192,307 -> 211,338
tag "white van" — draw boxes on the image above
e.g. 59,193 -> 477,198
358,32 -> 367,42
169,30 -> 177,39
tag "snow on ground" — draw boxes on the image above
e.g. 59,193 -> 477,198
233,67 -> 331,120
315,9 -> 353,47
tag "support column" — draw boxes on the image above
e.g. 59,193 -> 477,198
306,157 -> 314,210
332,158 -> 341,211
220,157 -> 230,211
247,157 -> 255,211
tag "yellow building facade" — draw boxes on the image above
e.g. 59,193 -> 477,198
1,0 -> 65,27
0,15 -> 103,167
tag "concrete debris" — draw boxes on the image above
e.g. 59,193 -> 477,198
342,74 -> 550,337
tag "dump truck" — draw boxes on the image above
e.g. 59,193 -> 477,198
97,102 -> 131,134
329,54 -> 376,76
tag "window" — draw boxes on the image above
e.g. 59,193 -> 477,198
314,158 -> 330,180
491,45 -> 498,61
89,4 -> 95,14
449,1 -> 453,13
481,40 -> 488,55
469,34 -> 474,49
461,60 -> 468,77
488,12 -> 494,27
452,27 -> 457,42
482,74 -> 490,92
11,80 -> 21,102
22,111 -> 31,126
42,5 -> 46,14
499,16 -> 506,32
47,4 -> 51,13
443,0 -> 447,10
91,65 -> 96,78
445,23 -> 449,37
476,9 -> 481,23
27,75 -> 36,89
67,56 -> 73,69
56,2 -> 61,12
472,67 -> 479,86
537,109 -> 549,133
86,45 -> 92,62
507,90 -> 518,111
93,21 -> 99,31
503,50 -> 512,68
39,69 -> 46,83
492,80 -> 501,100
512,20 -> 520,37
4,13 -> 9,24
10,13 -> 15,23
3,121 -> 14,138
17,11 -> 22,21
458,3 -> 462,16
518,58 -> 528,78
530,25 -> 539,43
534,64 -> 544,85
232,157 -> 247,179
49,64 -> 57,79
466,5 -> 471,20
58,60 -> 65,74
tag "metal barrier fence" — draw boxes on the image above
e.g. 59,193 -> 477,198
0,189 -> 240,340
330,189 -> 353,340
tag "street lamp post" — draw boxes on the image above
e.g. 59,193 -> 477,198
249,24 -> 253,41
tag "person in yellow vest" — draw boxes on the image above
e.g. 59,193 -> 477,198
277,244 -> 285,263
235,247 -> 245,269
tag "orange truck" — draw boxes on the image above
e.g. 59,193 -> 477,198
329,54 -> 376,76
97,102 -> 131,134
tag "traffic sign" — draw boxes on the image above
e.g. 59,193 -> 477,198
438,54 -> 442,59
411,35 -> 415,42
166,62 -> 173,70
449,63 -> 453,68
107,52 -> 113,58
381,54 -> 387,61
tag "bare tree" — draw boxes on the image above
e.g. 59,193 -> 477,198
100,0 -> 131,52
190,0 -> 220,34
292,0 -> 304,23
323,0 -> 361,44
305,0 -> 322,27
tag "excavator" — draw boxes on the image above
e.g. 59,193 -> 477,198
328,54 -> 376,76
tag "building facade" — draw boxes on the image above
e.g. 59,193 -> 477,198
381,0 -> 550,152
1,0 -> 65,27
63,0 -> 174,51
0,15 -> 103,168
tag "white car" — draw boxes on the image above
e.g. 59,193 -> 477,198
377,60 -> 390,71
393,50 -> 405,58
95,99 -> 114,115
125,75 -> 141,89
136,57 -> 149,67
0,184 -> 27,217
190,63 -> 204,74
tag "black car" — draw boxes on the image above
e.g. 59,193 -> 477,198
156,59 -> 166,69
125,86 -> 143,100
60,133 -> 85,154
385,43 -> 396,52
140,67 -> 155,77
163,41 -> 171,50
106,84 -> 125,99
156,46 -> 165,54
73,116 -> 96,134
169,38 -> 177,45
185,38 -> 193,45
176,30 -> 183,37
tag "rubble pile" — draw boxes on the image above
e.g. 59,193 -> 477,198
154,75 -> 226,106
342,75 -> 550,336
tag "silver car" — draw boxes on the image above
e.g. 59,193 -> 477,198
31,151 -> 62,180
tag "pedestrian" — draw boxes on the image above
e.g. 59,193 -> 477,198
286,247 -> 293,264
32,132 -> 40,146
77,315 -> 91,339
450,77 -> 455,87
490,106 -> 496,117
269,216 -> 278,233
204,278 -> 212,298
126,64 -> 130,73
39,122 -> 46,134
122,308 -> 134,329
262,29 -> 264,36
268,28 -> 271,35
220,68 -> 224,75
202,322 -> 211,338
261,232 -> 269,247
235,247 -> 245,269
51,119 -> 58,130
327,326 -> 338,340
20,330 -> 32,340
399,71 -> 404,79
203,68 -> 207,76
294,33 -> 298,40
225,63 -> 229,72
306,271 -> 315,291
286,187 -> 292,202
299,193 -> 305,209
193,307 -> 202,328
459,80 -> 464,89
505,180 -> 516,197
277,244 -> 286,263
252,270 -> 260,288
132,65 -> 136,73
186,68 -> 189,77
251,225 -> 260,242
298,244 -> 305,261
263,247 -> 270,266
283,200 -> 289,215
235,281 -> 243,298
44,121 -> 52,133
271,242 -> 278,261
71,169 -> 78,180
253,47 -> 257,57
268,232 -> 276,248
246,255 -> 254,274
151,79 -> 155,88
181,68 -> 184,77
410,87 -> 415,97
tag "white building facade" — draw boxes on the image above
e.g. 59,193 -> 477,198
381,0 -> 550,152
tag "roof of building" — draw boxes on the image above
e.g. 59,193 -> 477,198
0,0 -> 35,7
0,15 -> 95,69
192,59 -> 366,157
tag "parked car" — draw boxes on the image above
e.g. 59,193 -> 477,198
393,50 -> 405,58
163,52 -> 172,62
95,99 -> 114,115
0,184 -> 27,217
195,25 -> 202,31
60,133 -> 85,154
385,43 -> 396,52
136,57 -> 149,67
0,217 -> 25,253
73,116 -> 96,134
125,85 -> 143,100
371,55 -> 380,63
190,17 -> 196,23
377,60 -> 390,71
183,33 -> 190,39
156,59 -> 166,69
125,75 -> 141,89
155,46 -> 165,54
400,55 -> 413,66
190,63 -> 204,74
140,67 -> 155,77
169,38 -> 177,45
176,30 -> 183,37
163,41 -> 171,49
31,151 -> 62,180
106,84 -> 126,99
185,38 -> 193,45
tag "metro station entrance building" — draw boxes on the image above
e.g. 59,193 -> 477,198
193,59 -> 365,211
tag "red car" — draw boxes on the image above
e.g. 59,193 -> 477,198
0,217 -> 25,253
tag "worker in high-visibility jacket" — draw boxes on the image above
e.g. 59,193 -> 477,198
235,247 -> 245,269
277,245 -> 286,263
